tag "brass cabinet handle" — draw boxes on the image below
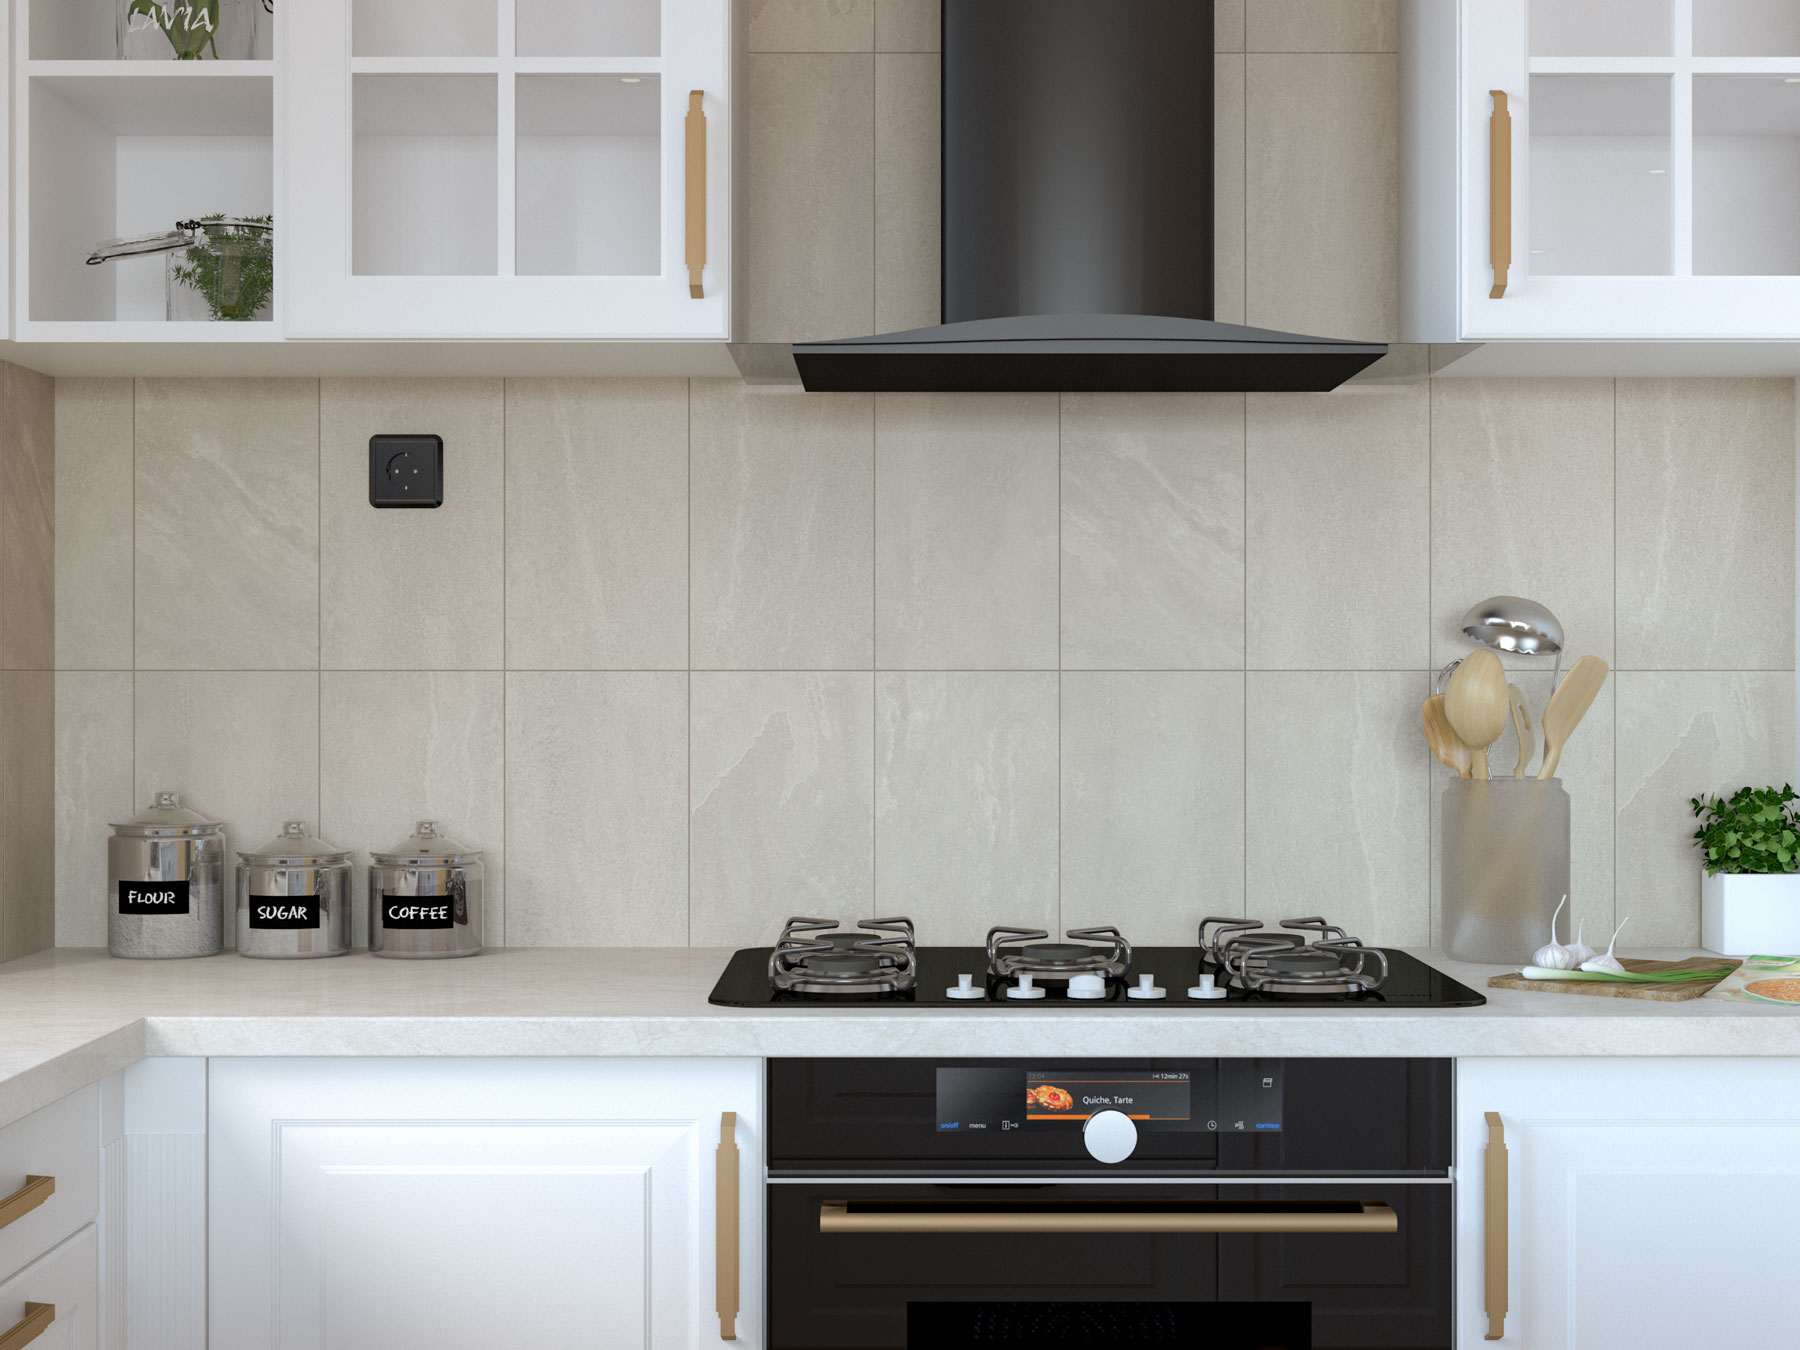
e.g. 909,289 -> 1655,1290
1485,1112 -> 1509,1340
818,1201 -> 1397,1235
686,90 -> 707,299
0,1177 -> 53,1232
716,1113 -> 739,1340
0,1304 -> 54,1350
1488,91 -> 1513,298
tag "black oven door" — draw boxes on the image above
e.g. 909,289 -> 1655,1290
768,1181 -> 1447,1349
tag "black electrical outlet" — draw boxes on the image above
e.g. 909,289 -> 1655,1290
369,434 -> 444,508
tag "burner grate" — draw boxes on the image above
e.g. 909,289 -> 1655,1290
768,916 -> 917,995
1200,915 -> 1389,996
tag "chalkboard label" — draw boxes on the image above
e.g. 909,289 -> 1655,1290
248,896 -> 321,929
119,880 -> 189,916
381,894 -> 455,929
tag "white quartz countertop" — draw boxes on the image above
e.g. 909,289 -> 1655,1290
1,945 -> 1797,1128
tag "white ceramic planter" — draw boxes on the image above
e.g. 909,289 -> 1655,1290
1700,869 -> 1800,955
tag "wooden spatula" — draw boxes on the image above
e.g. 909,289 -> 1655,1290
1508,683 -> 1534,779
1445,649 -> 1509,780
1537,655 -> 1608,780
1423,694 -> 1473,778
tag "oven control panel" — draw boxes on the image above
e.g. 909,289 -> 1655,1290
936,1066 -> 1283,1134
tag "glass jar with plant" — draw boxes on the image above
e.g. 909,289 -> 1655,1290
1693,785 -> 1800,955
167,216 -> 274,321
118,0 -> 258,60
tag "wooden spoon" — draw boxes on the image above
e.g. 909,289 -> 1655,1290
1537,654 -> 1608,780
1445,649 -> 1509,780
1422,694 -> 1473,778
1508,683 -> 1534,779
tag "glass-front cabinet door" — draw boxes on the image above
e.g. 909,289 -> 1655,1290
1462,0 -> 1800,338
284,0 -> 729,339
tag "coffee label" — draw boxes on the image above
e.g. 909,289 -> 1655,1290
248,896 -> 321,930
381,894 -> 455,929
119,880 -> 190,916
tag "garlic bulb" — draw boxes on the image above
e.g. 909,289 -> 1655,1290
1531,895 -> 1581,970
1568,918 -> 1597,967
1580,916 -> 1630,973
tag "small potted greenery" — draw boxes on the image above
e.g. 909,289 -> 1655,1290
168,216 -> 274,321
1692,785 -> 1800,954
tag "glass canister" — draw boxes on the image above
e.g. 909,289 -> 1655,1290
86,219 -> 275,323
108,792 -> 225,959
368,822 -> 484,959
1441,777 -> 1572,963
236,822 -> 352,959
117,0 -> 260,60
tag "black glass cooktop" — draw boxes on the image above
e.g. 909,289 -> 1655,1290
708,946 -> 1486,1008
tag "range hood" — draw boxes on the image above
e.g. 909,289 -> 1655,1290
792,0 -> 1387,394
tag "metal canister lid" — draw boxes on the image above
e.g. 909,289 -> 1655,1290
111,791 -> 223,838
370,820 -> 483,867
238,820 -> 350,867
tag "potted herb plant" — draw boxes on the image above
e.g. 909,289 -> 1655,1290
168,216 -> 274,321
1692,785 -> 1800,954
118,0 -> 258,61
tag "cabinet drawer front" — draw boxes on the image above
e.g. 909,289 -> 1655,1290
0,1226 -> 99,1350
0,1091 -> 98,1285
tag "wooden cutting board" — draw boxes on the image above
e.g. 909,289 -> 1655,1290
1488,956 -> 1742,1001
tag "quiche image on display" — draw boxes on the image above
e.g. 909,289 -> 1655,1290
1743,978 -> 1800,1005
1027,1084 -> 1076,1111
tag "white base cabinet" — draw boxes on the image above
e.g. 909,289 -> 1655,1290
209,1058 -> 763,1350
0,1227 -> 99,1350
1458,1058 -> 1800,1348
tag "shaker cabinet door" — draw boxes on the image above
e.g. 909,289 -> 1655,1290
283,0 -> 730,339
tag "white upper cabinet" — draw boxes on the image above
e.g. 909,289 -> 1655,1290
1403,0 -> 1800,341
283,0 -> 731,339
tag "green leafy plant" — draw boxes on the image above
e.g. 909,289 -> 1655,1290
1691,785 -> 1800,875
169,216 -> 273,321
126,1 -> 223,60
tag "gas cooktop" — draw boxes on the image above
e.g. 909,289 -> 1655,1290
707,915 -> 1486,1008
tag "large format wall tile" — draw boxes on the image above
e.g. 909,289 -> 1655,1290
0,671 -> 54,960
746,0 -> 874,51
876,672 -> 1058,943
54,380 -> 132,671
875,54 -> 940,333
1617,379 -> 1795,671
691,671 -> 873,945
135,379 -> 319,671
1617,671 -> 1796,945
1430,379 -> 1616,670
55,671 -> 133,948
1246,54 -> 1397,341
505,672 -> 688,945
1062,393 -> 1246,670
134,671 -> 320,948
1246,671 -> 1430,945
876,0 -> 937,51
321,671 -> 505,948
875,393 -> 1059,669
1217,0 -> 1246,51
0,363 -> 55,671
690,382 -> 873,669
742,54 -> 875,344
1062,672 -> 1246,943
1248,384 -> 1429,670
322,379 -> 504,670
505,379 -> 687,670
1214,54 -> 1247,325
1247,0 -> 1398,52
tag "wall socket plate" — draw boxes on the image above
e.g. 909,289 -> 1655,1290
369,435 -> 444,508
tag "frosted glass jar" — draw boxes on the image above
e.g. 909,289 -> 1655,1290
1441,778 -> 1571,964
108,792 -> 225,959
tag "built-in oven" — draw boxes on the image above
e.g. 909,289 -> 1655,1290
767,1058 -> 1452,1349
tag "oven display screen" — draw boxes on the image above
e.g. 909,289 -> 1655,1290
1023,1072 -> 1190,1122
935,1067 -> 1283,1133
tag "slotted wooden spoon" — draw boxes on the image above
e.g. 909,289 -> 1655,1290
1423,694 -> 1473,778
1537,654 -> 1608,780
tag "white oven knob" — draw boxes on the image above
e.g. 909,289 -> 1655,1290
1127,973 -> 1166,1000
946,973 -> 985,999
1083,1109 -> 1138,1165
1006,972 -> 1046,1000
1067,973 -> 1107,999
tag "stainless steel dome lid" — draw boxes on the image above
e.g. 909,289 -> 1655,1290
370,820 -> 483,867
238,820 -> 350,866
110,791 -> 222,838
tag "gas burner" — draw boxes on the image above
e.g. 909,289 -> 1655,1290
986,926 -> 1133,983
1199,916 -> 1389,997
769,916 -> 916,995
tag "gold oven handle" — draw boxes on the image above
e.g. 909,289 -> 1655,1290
686,90 -> 707,299
1489,90 -> 1513,298
1484,1112 -> 1509,1340
818,1201 -> 1397,1235
716,1113 -> 739,1340
0,1304 -> 54,1350
0,1176 -> 53,1232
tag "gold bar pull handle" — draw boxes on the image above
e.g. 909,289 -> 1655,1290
1484,1111 -> 1509,1340
819,1201 -> 1397,1235
0,1303 -> 54,1350
716,1112 -> 739,1340
0,1177 -> 53,1233
1489,91 -> 1513,299
686,90 -> 707,299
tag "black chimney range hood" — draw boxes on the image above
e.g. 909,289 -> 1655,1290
792,0 -> 1387,394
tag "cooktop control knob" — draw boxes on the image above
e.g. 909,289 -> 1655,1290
1067,973 -> 1107,1000
1126,973 -> 1166,1000
1187,973 -> 1228,1001
946,973 -> 984,999
1083,1109 -> 1138,1164
1006,972 -> 1046,1000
